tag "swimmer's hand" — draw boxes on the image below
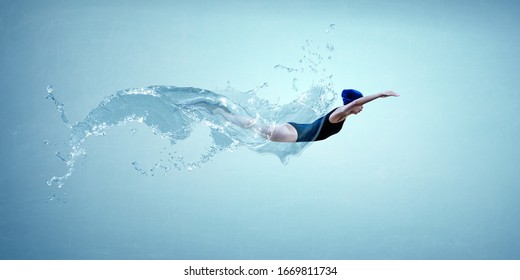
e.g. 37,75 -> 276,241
380,91 -> 400,98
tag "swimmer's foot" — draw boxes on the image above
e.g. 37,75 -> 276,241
212,107 -> 228,116
193,100 -> 231,114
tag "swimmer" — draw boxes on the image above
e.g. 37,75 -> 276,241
212,89 -> 400,142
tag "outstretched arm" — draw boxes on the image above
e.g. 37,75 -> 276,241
330,91 -> 399,122
352,91 -> 400,106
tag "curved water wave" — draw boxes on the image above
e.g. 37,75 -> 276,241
46,84 -> 336,188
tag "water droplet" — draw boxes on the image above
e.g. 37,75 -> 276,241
325,24 -> 336,33
43,140 -> 49,145
274,65 -> 298,73
46,85 -> 53,93
130,128 -> 137,135
55,152 -> 66,162
292,78 -> 298,92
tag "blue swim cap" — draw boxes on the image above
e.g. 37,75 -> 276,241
341,89 -> 363,105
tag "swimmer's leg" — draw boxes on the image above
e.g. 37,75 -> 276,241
268,123 -> 298,142
212,108 -> 257,128
213,108 -> 297,142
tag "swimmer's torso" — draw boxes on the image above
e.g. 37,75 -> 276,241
288,108 -> 344,142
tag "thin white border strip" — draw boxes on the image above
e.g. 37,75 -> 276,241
1,260 -> 519,280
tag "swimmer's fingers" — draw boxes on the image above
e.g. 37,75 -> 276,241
380,91 -> 400,98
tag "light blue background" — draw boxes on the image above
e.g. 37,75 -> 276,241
1,0 -> 519,259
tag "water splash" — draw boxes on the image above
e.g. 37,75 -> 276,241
276,26 -> 336,93
45,30 -> 339,188
325,23 -> 336,33
274,64 -> 298,73
45,85 -> 69,125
